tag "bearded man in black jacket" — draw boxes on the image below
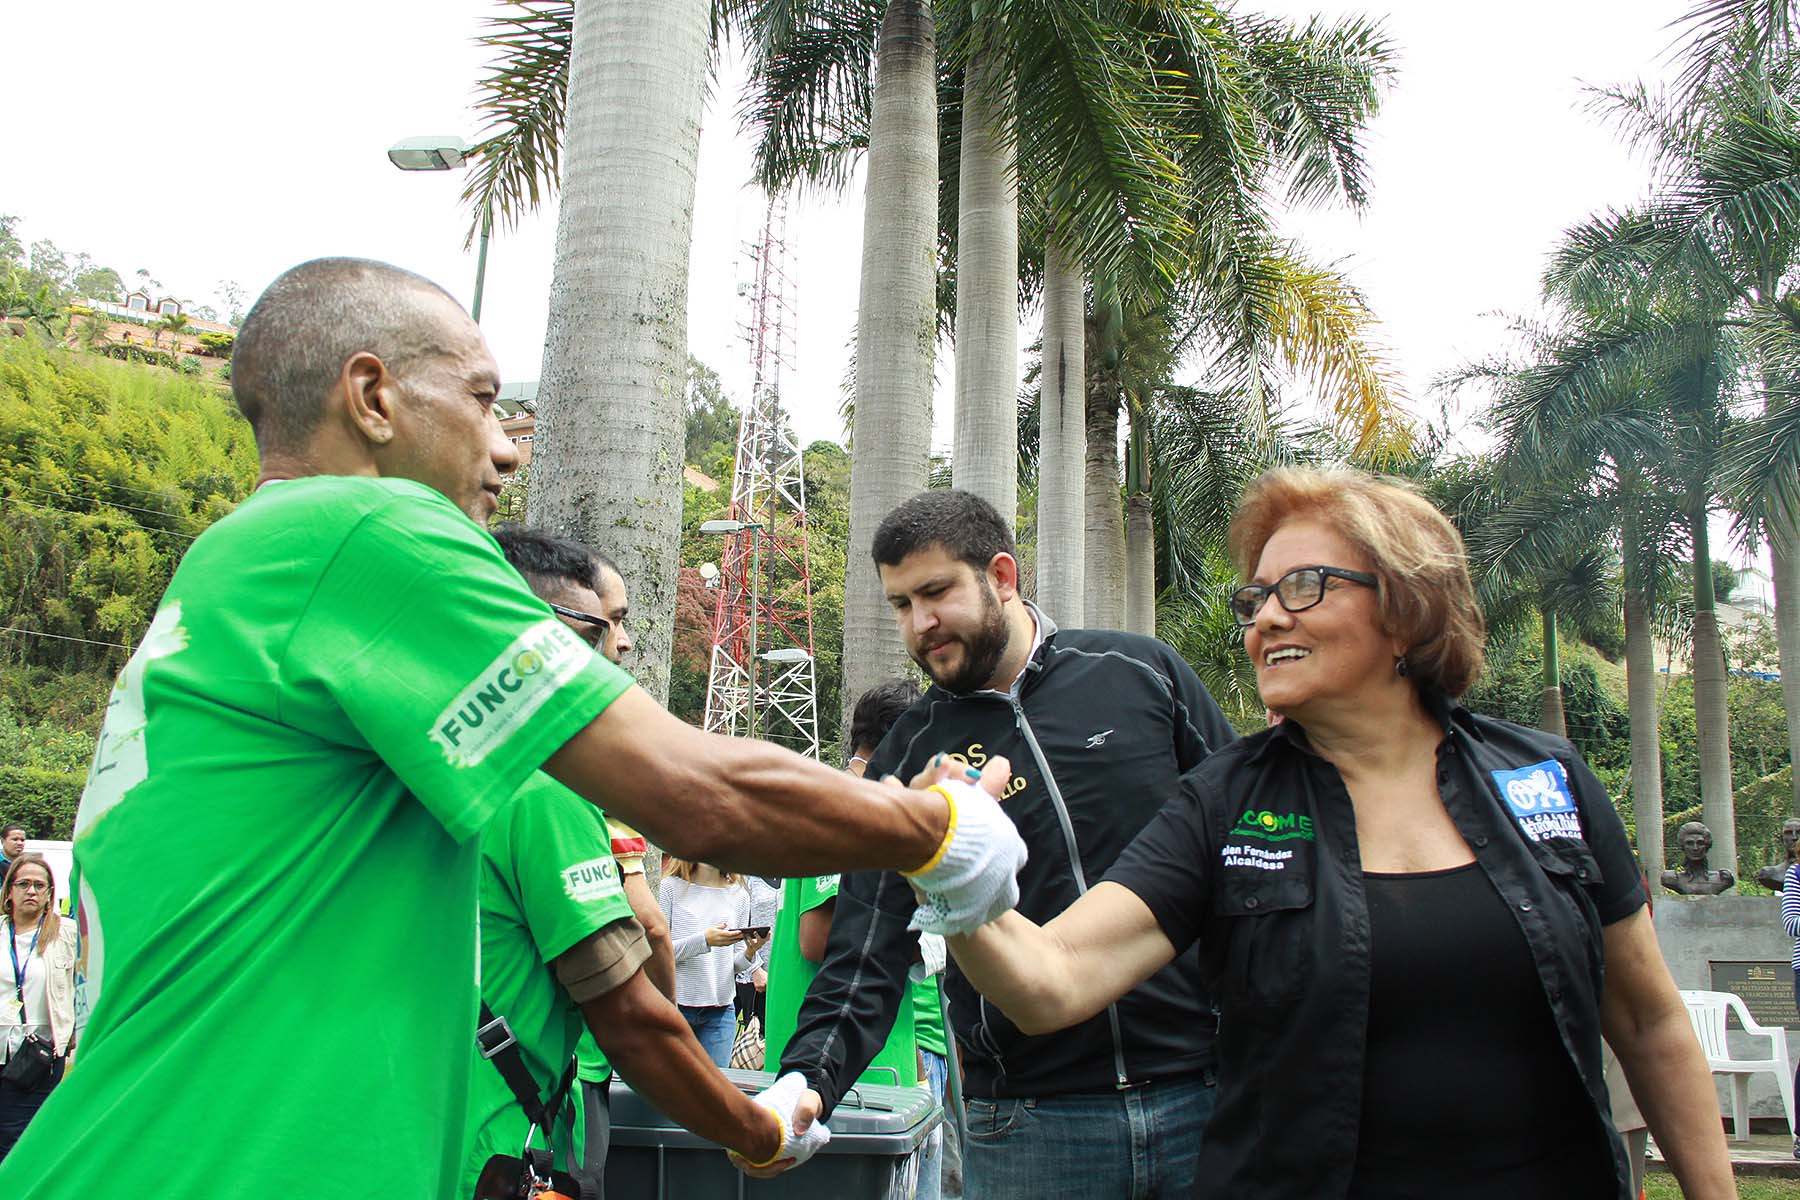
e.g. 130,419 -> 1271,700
759,489 -> 1237,1199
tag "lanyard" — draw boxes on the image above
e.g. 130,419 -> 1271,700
8,919 -> 39,1006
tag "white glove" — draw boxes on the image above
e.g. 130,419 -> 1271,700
904,778 -> 1028,936
910,932 -> 948,982
736,1071 -> 830,1171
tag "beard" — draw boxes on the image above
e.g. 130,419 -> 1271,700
912,582 -> 1011,694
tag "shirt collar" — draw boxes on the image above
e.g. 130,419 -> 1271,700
1247,686 -> 1482,766
970,601 -> 1054,700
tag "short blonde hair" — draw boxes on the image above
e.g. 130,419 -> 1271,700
1228,467 -> 1486,696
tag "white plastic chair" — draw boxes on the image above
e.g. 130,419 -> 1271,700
1679,989 -> 1797,1140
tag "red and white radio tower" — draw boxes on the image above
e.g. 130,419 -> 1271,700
701,197 -> 820,759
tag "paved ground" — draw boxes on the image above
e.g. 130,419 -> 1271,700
1650,1131 -> 1800,1178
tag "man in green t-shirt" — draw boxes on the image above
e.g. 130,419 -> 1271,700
466,527 -> 791,1197
0,257 -> 1026,1199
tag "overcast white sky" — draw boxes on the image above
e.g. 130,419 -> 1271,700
13,0 -> 1738,547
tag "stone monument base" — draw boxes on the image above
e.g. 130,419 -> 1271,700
1652,895 -> 1796,1126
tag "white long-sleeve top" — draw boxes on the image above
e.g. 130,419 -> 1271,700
660,876 -> 752,1008
737,877 -> 782,985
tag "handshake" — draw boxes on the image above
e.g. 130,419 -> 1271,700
897,754 -> 1028,937
731,756 -> 1026,1181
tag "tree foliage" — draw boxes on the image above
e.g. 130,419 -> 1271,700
0,338 -> 257,674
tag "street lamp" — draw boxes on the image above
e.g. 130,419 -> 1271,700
386,135 -> 492,323
699,519 -> 765,736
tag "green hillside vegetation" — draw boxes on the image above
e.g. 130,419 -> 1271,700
1,338 -> 258,833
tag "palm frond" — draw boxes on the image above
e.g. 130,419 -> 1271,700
1670,0 -> 1800,109
736,0 -> 884,191
461,1 -> 574,247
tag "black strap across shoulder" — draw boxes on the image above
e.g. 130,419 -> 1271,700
477,1001 -> 577,1133
475,1002 -> 600,1200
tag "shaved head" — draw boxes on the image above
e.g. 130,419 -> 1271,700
231,257 -> 465,453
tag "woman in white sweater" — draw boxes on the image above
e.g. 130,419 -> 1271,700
659,859 -> 769,1066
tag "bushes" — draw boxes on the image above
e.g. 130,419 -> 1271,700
178,355 -> 202,376
196,331 -> 234,356
0,339 -> 257,672
0,767 -> 81,839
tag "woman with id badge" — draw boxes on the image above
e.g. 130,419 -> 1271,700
939,468 -> 1734,1200
0,854 -> 78,1158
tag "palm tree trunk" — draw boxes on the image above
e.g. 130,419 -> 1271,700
1624,577 -> 1665,877
1036,239 -> 1085,625
840,0 -> 937,726
951,49 -> 1018,526
527,0 -> 709,703
1691,503 -> 1737,874
1124,401 -> 1155,635
1084,381 -> 1125,628
1125,493 -> 1155,635
1770,523 -> 1800,816
1539,610 -> 1566,737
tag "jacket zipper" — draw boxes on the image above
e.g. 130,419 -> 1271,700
1010,696 -> 1132,1088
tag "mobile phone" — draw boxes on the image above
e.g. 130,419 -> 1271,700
739,926 -> 771,938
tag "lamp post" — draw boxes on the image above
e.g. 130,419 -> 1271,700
386,136 -> 490,322
699,519 -> 765,736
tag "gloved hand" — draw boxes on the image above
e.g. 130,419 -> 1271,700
903,772 -> 1027,936
730,1072 -> 831,1176
911,931 -> 948,982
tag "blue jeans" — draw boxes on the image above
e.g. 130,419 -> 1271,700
919,1049 -> 948,1200
680,1003 -> 735,1068
962,1073 -> 1215,1200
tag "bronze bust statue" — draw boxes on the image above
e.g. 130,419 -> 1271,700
1755,817 -> 1800,891
1661,821 -> 1735,895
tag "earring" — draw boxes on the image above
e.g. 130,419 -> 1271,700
1394,655 -> 1409,678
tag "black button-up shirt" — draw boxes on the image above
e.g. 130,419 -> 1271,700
1106,693 -> 1645,1199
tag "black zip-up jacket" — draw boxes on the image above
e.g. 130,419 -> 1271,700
1106,692 -> 1645,1199
780,611 -> 1238,1115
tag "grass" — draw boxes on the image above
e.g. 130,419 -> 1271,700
1646,1173 -> 1799,1198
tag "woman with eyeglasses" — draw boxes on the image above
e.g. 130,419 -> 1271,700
0,854 -> 79,1159
937,468 -> 1733,1199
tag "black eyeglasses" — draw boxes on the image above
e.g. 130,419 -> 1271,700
1230,566 -> 1378,627
548,603 -> 612,650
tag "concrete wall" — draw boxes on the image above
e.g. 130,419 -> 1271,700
1652,895 -> 1795,1123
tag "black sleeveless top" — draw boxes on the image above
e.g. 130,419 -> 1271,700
1349,862 -> 1614,1198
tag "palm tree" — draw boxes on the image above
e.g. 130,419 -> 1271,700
155,309 -> 191,350
1108,250 -> 1407,634
523,0 -> 713,703
2,272 -> 63,343
950,40 -> 1020,524
1145,385 -> 1327,715
1083,9 -> 1403,630
1464,248 -> 1739,872
1581,6 -> 1800,816
838,0 -> 940,713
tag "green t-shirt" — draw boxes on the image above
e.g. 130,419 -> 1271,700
912,975 -> 946,1059
463,774 -> 634,1193
0,477 -> 632,1200
763,873 -> 918,1087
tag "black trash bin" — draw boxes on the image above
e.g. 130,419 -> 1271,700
605,1067 -> 940,1199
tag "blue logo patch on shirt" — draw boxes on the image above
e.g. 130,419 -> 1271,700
1492,760 -> 1581,842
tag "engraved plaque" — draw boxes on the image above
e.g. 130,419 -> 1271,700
1709,961 -> 1800,1030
